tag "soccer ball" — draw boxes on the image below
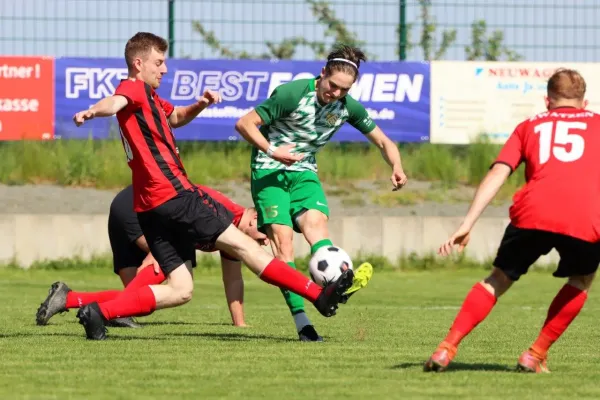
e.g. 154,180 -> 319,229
308,245 -> 353,287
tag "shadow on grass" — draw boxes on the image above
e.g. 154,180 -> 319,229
136,321 -> 199,326
392,361 -> 515,373
170,332 -> 297,343
0,332 -> 169,341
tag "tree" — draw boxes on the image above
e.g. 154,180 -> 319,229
192,0 -> 370,60
411,0 -> 457,61
464,20 -> 522,61
191,0 -> 521,62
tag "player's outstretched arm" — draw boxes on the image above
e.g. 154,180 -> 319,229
235,110 -> 303,166
169,90 -> 221,128
73,95 -> 128,126
220,257 -> 246,327
462,163 -> 511,229
366,127 -> 408,190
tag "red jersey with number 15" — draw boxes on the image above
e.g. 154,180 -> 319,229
114,79 -> 193,212
493,107 -> 600,242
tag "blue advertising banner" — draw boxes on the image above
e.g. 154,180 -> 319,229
54,58 -> 430,142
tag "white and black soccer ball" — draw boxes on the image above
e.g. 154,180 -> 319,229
308,245 -> 353,287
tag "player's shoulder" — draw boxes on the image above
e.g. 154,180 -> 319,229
340,92 -> 362,108
115,78 -> 144,91
273,78 -> 315,97
517,109 -> 599,130
114,79 -> 148,109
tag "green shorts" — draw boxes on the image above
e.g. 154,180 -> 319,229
251,169 -> 329,233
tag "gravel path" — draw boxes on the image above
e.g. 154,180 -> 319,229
0,181 -> 511,218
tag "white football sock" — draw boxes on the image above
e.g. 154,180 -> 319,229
293,312 -> 311,332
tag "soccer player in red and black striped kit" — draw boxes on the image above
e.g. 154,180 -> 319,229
72,32 -> 355,340
35,184 -> 262,328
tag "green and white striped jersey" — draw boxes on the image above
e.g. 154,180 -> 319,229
252,77 -> 376,172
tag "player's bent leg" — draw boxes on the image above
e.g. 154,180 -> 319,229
425,225 -> 538,373
36,267 -> 151,328
424,267 -> 511,372
36,283 -> 126,326
106,261 -> 188,328
144,261 -> 194,309
215,224 -> 353,317
518,272 -> 596,373
76,262 -> 193,340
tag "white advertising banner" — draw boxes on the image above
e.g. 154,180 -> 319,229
430,61 -> 600,144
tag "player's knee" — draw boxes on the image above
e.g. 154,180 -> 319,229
297,210 -> 328,244
172,280 -> 194,304
178,287 -> 194,304
568,273 -> 596,291
300,209 -> 327,230
482,267 -> 514,297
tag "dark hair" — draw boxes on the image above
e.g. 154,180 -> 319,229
124,32 -> 169,70
547,68 -> 586,101
324,44 -> 367,80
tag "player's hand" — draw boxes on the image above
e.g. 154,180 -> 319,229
391,167 -> 408,191
271,144 -> 304,166
438,225 -> 471,257
73,109 -> 95,127
257,237 -> 270,246
199,90 -> 222,106
138,252 -> 160,274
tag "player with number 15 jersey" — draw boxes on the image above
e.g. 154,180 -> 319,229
496,102 -> 600,243
424,68 -> 600,374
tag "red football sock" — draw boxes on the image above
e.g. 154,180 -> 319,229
98,286 -> 157,320
443,282 -> 497,348
65,290 -> 121,309
530,284 -> 587,359
259,258 -> 322,302
124,265 -> 166,291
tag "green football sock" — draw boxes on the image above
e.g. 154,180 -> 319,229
280,262 -> 306,315
310,238 -> 333,254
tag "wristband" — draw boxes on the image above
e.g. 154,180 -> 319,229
266,144 -> 276,157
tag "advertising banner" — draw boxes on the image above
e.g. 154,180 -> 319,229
55,58 -> 431,142
430,61 -> 600,144
0,56 -> 54,140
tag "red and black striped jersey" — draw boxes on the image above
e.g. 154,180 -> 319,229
114,79 -> 193,212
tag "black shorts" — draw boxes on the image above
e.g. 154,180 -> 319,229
137,186 -> 234,275
494,224 -> 600,281
108,231 -> 147,274
107,208 -> 146,275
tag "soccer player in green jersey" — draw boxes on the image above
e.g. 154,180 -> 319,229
235,44 -> 408,341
